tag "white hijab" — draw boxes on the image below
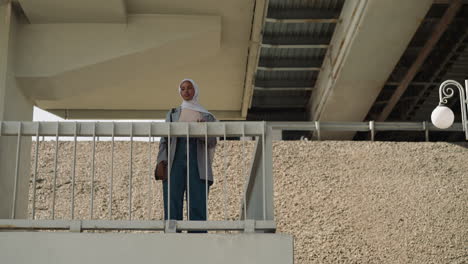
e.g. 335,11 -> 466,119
178,78 -> 211,114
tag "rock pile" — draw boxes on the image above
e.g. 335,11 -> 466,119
29,141 -> 467,263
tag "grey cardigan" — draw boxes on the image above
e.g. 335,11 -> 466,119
156,106 -> 217,182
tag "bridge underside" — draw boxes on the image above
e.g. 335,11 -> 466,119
247,0 -> 468,141
2,0 -> 468,139
8,0 -> 261,120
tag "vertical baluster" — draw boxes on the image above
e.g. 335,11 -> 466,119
71,122 -> 78,219
167,123 -> 171,220
223,123 -> 228,221
147,123 -> 153,220
242,124 -> 247,220
186,123 -> 190,220
205,122 -> 209,221
464,80 -> 468,140
262,122 -> 266,220
90,123 -> 96,219
129,123 -> 133,220
109,122 -> 115,219
12,122 -> 22,219
32,123 -> 40,220
51,122 -> 59,220
151,134 -> 156,218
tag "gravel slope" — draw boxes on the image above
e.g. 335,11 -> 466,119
29,141 -> 467,263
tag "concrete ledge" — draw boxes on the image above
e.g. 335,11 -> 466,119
0,232 -> 293,264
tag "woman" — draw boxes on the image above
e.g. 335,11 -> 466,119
156,78 -> 217,227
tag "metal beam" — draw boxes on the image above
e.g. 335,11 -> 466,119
385,81 -> 440,86
433,0 -> 468,4
267,8 -> 340,20
262,37 -> 331,46
377,0 -> 463,121
259,58 -> 323,68
254,86 -> 313,91
247,109 -> 307,121
242,0 -> 269,118
265,18 -> 338,23
257,66 -> 321,71
250,105 -> 307,109
255,79 -> 316,88
260,44 -> 328,49
374,96 -> 420,105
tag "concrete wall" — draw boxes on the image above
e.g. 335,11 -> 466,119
0,232 -> 293,264
0,3 -> 33,219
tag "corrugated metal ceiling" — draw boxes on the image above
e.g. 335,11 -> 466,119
248,0 -> 345,121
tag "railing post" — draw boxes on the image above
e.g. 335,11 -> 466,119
165,220 -> 177,233
0,121 -> 32,219
369,121 -> 375,141
264,124 -> 274,221
315,121 -> 321,141
243,123 -> 274,228
423,121 -> 430,142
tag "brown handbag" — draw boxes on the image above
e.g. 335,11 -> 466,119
154,160 -> 168,181
154,108 -> 175,181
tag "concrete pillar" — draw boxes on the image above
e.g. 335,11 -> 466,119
0,3 -> 33,219
308,0 -> 433,139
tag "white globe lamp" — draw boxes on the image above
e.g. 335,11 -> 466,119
431,105 -> 454,129
432,80 -> 467,140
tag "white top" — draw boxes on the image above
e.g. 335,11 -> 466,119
179,108 -> 201,122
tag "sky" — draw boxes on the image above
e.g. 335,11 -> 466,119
33,106 -> 64,121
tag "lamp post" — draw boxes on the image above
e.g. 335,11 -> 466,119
431,80 -> 468,140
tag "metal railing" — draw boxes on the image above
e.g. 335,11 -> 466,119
0,121 -> 274,233
0,120 -> 464,233
269,121 -> 465,141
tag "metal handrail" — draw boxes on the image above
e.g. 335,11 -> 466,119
0,120 -> 465,233
0,121 -> 271,233
0,121 -> 463,137
268,121 -> 464,132
0,121 -> 265,137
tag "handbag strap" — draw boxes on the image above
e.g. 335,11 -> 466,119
170,108 -> 175,122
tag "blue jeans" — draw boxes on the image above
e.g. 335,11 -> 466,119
163,138 -> 209,232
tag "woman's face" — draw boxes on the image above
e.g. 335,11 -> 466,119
180,81 -> 195,101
